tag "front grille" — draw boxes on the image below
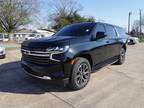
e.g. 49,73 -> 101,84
22,46 -> 51,65
22,54 -> 50,65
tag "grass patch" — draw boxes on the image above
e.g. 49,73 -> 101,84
6,47 -> 20,51
139,38 -> 144,43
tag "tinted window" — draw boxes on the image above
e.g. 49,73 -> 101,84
116,27 -> 125,35
55,23 -> 96,36
105,25 -> 117,37
94,24 -> 105,38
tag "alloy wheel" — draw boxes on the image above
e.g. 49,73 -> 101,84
76,63 -> 90,86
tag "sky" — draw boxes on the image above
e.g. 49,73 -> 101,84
77,0 -> 144,29
31,0 -> 144,30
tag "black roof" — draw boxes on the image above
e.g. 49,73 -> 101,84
67,22 -> 123,29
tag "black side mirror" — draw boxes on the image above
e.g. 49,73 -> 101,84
96,32 -> 107,40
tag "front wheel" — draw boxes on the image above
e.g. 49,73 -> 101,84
69,57 -> 91,90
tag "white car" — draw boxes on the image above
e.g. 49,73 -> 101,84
25,34 -> 42,40
0,42 -> 6,59
25,34 -> 36,40
128,36 -> 139,45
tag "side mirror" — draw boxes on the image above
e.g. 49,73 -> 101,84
96,32 -> 107,40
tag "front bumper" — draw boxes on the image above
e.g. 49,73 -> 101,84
21,59 -> 71,85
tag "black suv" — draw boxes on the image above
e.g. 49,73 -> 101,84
21,22 -> 128,90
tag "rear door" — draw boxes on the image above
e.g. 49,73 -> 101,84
91,23 -> 109,65
115,27 -> 126,54
104,24 -> 119,59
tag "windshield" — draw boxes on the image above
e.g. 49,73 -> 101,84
55,23 -> 96,36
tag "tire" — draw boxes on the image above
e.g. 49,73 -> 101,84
69,57 -> 91,90
116,48 -> 126,65
128,40 -> 134,45
0,54 -> 5,59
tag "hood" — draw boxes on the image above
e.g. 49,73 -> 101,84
22,36 -> 81,48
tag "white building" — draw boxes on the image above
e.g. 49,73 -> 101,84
0,29 -> 55,42
36,29 -> 55,37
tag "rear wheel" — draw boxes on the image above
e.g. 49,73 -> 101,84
69,57 -> 91,90
116,48 -> 126,65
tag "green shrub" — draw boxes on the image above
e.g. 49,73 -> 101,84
139,37 -> 144,43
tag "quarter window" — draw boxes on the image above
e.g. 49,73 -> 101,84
105,25 -> 117,37
116,27 -> 125,35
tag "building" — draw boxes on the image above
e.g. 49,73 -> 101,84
35,29 -> 55,37
0,28 -> 55,42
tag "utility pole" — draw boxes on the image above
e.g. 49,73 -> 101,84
140,9 -> 142,38
128,12 -> 132,34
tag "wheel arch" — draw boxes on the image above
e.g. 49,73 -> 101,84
75,53 -> 93,68
122,44 -> 127,52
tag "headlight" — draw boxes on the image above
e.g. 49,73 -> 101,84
46,45 -> 69,53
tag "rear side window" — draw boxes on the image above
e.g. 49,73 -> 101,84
105,25 -> 117,37
116,27 -> 125,35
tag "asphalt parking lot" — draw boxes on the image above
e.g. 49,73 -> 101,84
0,43 -> 144,108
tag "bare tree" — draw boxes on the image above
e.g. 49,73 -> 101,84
0,0 -> 40,33
47,0 -> 82,22
45,0 -> 95,31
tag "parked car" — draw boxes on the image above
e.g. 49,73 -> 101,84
0,42 -> 6,59
128,36 -> 139,45
25,34 -> 36,40
0,34 -> 9,42
25,34 -> 42,41
35,34 -> 42,39
21,22 -> 128,90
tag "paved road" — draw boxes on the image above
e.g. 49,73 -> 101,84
0,44 -> 144,108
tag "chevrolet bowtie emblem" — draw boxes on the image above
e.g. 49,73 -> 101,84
23,50 -> 31,55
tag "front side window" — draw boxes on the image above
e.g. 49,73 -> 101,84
55,23 -> 96,37
105,25 -> 117,37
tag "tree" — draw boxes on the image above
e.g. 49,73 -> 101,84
130,20 -> 144,38
0,0 -> 39,33
52,12 -> 95,31
130,20 -> 140,37
47,0 -> 95,31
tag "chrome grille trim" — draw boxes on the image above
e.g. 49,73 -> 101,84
21,49 -> 50,57
23,69 -> 52,80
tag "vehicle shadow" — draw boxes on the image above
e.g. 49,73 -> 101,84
0,61 -> 72,95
